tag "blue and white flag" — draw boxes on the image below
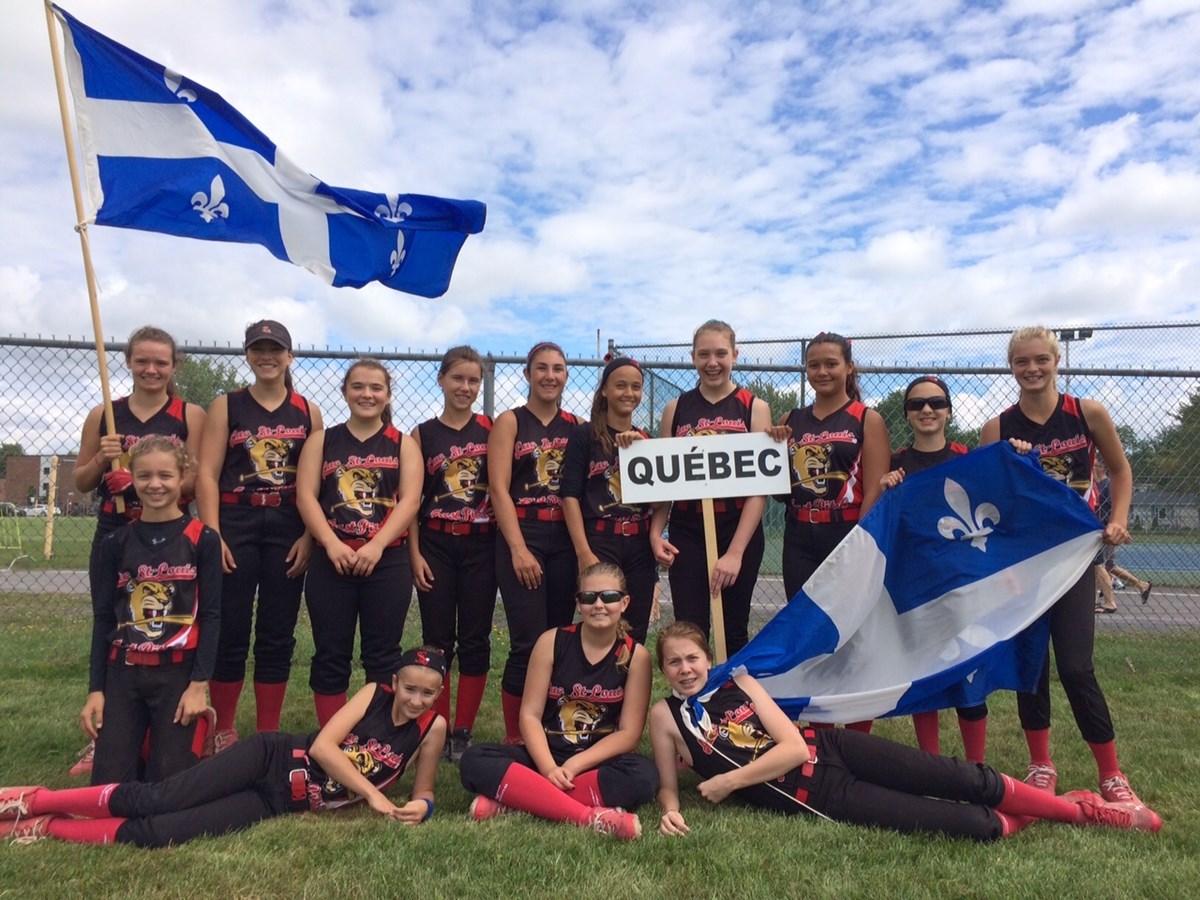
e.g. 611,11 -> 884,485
698,443 -> 1103,723
54,6 -> 485,298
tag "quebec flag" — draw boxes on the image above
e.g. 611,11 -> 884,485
699,443 -> 1103,723
54,6 -> 485,298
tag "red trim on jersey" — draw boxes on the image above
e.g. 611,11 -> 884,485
735,388 -> 754,410
560,410 -> 579,425
1062,394 -> 1082,417
289,392 -> 309,415
165,396 -> 186,421
949,442 -> 969,455
846,400 -> 866,422
384,424 -> 402,443
475,413 -> 494,431
183,518 -> 205,544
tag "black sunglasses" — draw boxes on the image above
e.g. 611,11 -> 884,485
575,589 -> 626,605
904,396 -> 951,412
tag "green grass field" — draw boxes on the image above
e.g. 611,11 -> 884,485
1,597 -> 1198,899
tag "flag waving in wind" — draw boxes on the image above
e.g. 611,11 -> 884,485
53,5 -> 485,298
698,443 -> 1103,723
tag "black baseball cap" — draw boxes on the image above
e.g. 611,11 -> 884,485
244,320 -> 292,351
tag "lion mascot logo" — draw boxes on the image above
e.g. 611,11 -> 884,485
324,745 -> 381,795
533,448 -> 564,494
243,437 -> 295,486
1040,454 -> 1091,494
441,457 -> 483,504
715,719 -> 773,759
126,580 -> 174,639
792,443 -> 846,496
335,466 -> 383,517
557,699 -> 605,745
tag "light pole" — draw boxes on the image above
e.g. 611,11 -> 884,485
1057,328 -> 1093,392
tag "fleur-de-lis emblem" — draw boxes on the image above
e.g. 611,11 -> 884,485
389,231 -> 407,276
191,175 -> 230,223
163,68 -> 197,102
375,196 -> 412,223
937,478 -> 1000,551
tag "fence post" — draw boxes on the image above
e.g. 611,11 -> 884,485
483,353 -> 496,419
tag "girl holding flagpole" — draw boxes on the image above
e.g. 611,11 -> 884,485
650,622 -> 1160,840
981,326 -> 1146,806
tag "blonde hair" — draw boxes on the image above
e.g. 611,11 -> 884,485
692,320 -> 736,352
1007,326 -> 1060,364
128,434 -> 191,476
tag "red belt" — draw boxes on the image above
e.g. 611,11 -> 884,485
590,518 -> 647,536
220,491 -> 295,507
425,519 -> 493,536
673,498 -> 745,514
340,535 -> 405,551
790,506 -> 860,524
514,506 -> 565,522
110,647 -> 191,667
290,748 -> 311,804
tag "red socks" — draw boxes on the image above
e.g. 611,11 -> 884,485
27,784 -> 116,818
1087,740 -> 1121,780
501,690 -> 524,743
433,685 -> 452,725
996,773 -> 1084,825
209,680 -> 243,732
958,716 -> 988,764
47,816 -> 125,845
1024,728 -> 1052,766
995,810 -> 1033,837
254,681 -> 288,732
495,763 -> 593,825
568,770 -> 604,807
912,711 -> 941,754
313,692 -> 348,728
454,673 -> 489,731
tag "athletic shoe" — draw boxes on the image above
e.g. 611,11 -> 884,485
1063,791 -> 1161,833
68,740 -> 95,777
588,807 -> 642,841
1,814 -> 58,845
1141,583 -> 1153,604
469,795 -> 513,822
212,728 -> 239,754
1100,773 -> 1145,807
1024,763 -> 1058,794
199,707 -> 219,759
0,787 -> 43,820
449,727 -> 473,763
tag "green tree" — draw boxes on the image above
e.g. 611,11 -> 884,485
174,355 -> 244,409
1141,388 -> 1200,497
0,442 -> 22,478
741,377 -> 799,425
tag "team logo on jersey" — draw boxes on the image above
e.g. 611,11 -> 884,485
333,466 -> 390,517
242,437 -> 295,486
125,580 -> 175,639
1040,454 -> 1091,493
715,719 -> 772,759
791,443 -> 847,496
527,448 -> 564,494
555,699 -> 606,745
438,457 -> 486,505
325,747 -> 381,796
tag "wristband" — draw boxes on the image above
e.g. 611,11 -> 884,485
419,797 -> 434,821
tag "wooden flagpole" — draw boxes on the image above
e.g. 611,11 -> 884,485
44,1 -> 123,512
701,496 -> 727,663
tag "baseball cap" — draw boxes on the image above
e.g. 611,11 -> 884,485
244,320 -> 292,351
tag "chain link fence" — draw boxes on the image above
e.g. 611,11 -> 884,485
2,324 -> 1198,664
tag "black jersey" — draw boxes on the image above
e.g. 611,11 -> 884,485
890,442 -> 968,476
417,414 -> 493,524
542,625 -> 635,755
317,423 -> 403,544
98,395 -> 190,527
669,386 -> 756,520
782,401 -> 867,514
509,406 -> 580,509
998,394 -> 1095,503
306,685 -> 439,811
667,681 -> 815,814
561,423 -> 651,521
218,389 -> 312,499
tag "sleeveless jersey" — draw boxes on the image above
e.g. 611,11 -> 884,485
542,624 -> 635,755
318,423 -> 403,543
998,394 -> 1095,503
306,685 -> 439,811
98,395 -> 190,527
890,442 -> 968,476
667,681 -> 813,814
563,423 -> 651,522
670,386 -> 755,520
509,406 -> 579,509
218,388 -> 312,498
110,517 -> 206,654
783,401 -> 866,513
417,414 -> 494,524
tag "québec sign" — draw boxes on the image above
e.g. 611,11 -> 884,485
618,433 -> 789,504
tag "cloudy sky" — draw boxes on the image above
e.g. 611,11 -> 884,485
2,0 -> 1199,359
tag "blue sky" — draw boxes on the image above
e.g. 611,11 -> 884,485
2,0 -> 1198,359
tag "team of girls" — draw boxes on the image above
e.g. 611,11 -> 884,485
196,320 -> 322,750
650,321 -> 772,656
71,326 -> 207,776
2,649 -> 447,847
488,341 -> 585,742
409,347 -> 497,762
81,436 -> 221,785
562,356 -> 657,644
296,358 -> 423,727
650,622 -> 1160,840
459,562 -> 657,840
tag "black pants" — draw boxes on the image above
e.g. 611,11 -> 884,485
1017,567 -> 1115,742
808,729 -> 1005,841
495,520 -> 576,696
305,543 -> 412,694
459,743 -> 659,811
782,519 -> 855,601
585,528 -> 657,645
666,512 -> 764,655
415,527 -> 497,675
92,660 -> 203,786
112,732 -> 309,848
213,505 -> 305,684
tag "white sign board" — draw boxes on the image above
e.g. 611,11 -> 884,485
618,432 -> 789,504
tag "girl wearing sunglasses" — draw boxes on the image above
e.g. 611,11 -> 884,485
879,376 -> 988,763
459,562 -> 657,840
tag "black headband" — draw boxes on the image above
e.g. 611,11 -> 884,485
601,356 -> 640,387
904,375 -> 952,406
397,648 -> 447,678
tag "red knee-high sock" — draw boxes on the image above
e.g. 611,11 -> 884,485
846,720 -> 873,734
47,816 -> 125,844
912,711 -> 941,754
996,774 -> 1084,824
1087,740 -> 1121,780
454,674 -> 489,730
254,681 -> 288,732
959,716 -> 988,764
1024,728 -> 1052,766
314,692 -> 348,728
209,680 -> 243,731
191,711 -> 212,758
28,784 -> 117,818
994,810 -> 1033,837
434,681 -> 452,725
501,690 -> 524,743
567,770 -> 604,807
495,763 -> 594,825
